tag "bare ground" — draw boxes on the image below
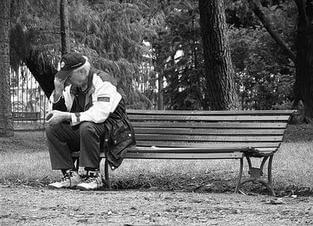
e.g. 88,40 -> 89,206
1,185 -> 313,225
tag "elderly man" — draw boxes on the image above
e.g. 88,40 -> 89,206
46,52 -> 135,190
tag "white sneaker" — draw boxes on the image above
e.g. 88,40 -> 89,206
48,170 -> 82,189
76,171 -> 103,190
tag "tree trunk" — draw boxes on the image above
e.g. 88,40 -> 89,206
198,0 -> 239,110
293,0 -> 313,121
157,72 -> 164,110
10,24 -> 57,98
0,0 -> 13,136
60,0 -> 70,55
24,49 -> 57,98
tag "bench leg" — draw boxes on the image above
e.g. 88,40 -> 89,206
104,158 -> 111,190
235,158 -> 244,193
267,155 -> 275,196
237,155 -> 276,196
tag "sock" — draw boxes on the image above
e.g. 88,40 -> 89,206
61,169 -> 77,176
84,167 -> 99,177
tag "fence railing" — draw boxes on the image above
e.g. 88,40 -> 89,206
10,67 -> 49,130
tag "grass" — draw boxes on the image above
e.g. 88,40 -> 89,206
0,124 -> 313,195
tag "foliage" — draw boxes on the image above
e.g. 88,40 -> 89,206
10,0 -> 155,108
68,0 -> 160,108
149,0 -> 206,110
9,0 -> 300,110
146,0 -> 298,110
229,26 -> 295,109
10,0 -> 60,72
225,0 -> 257,27
228,0 -> 297,110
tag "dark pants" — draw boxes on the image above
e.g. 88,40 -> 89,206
46,121 -> 106,170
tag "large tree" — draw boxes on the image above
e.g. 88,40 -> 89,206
60,0 -> 70,55
293,0 -> 313,121
0,0 -> 13,137
198,0 -> 239,110
248,0 -> 313,120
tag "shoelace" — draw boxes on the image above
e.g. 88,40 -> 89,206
61,171 -> 73,181
84,176 -> 99,183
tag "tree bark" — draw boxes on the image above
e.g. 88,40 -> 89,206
293,0 -> 313,121
24,49 -> 57,98
60,0 -> 70,55
199,0 -> 239,110
0,0 -> 13,136
157,72 -> 164,110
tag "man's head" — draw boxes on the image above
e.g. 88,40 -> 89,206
55,52 -> 91,87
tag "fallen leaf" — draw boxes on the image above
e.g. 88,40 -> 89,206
265,198 -> 284,205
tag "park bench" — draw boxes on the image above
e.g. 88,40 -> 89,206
72,109 -> 294,195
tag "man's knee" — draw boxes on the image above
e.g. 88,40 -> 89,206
79,122 -> 97,137
45,123 -> 61,137
46,122 -> 71,140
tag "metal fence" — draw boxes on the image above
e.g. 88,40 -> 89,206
10,66 -> 49,130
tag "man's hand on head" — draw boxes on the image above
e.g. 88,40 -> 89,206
54,77 -> 65,95
52,78 -> 66,102
46,110 -> 72,125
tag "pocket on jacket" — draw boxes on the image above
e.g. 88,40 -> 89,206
111,120 -> 132,145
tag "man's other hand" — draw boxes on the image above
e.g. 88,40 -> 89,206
46,110 -> 71,125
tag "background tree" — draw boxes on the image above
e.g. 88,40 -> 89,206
60,0 -> 70,54
10,0 -> 59,97
10,0 -> 154,108
0,0 -> 13,136
199,0 -> 239,110
293,0 -> 313,121
245,0 -> 313,119
225,0 -> 296,110
147,1 -> 205,110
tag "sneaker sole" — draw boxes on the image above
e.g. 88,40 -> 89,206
48,184 -> 80,189
77,184 -> 103,191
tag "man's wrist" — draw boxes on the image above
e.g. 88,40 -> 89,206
66,112 -> 72,121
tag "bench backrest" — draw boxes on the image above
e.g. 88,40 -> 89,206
127,110 -> 294,155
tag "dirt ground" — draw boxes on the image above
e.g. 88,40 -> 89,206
1,185 -> 313,225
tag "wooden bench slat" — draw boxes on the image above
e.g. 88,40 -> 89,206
124,152 -> 244,159
135,134 -> 283,142
135,141 -> 281,148
127,146 -> 249,153
128,115 -> 290,121
132,122 -> 288,129
127,109 -> 295,115
253,148 -> 278,152
134,128 -> 286,135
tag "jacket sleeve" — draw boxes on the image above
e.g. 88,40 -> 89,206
49,90 -> 67,111
71,81 -> 122,125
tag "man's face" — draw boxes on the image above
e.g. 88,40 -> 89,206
67,69 -> 88,87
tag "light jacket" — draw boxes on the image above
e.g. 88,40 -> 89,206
50,72 -> 122,126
